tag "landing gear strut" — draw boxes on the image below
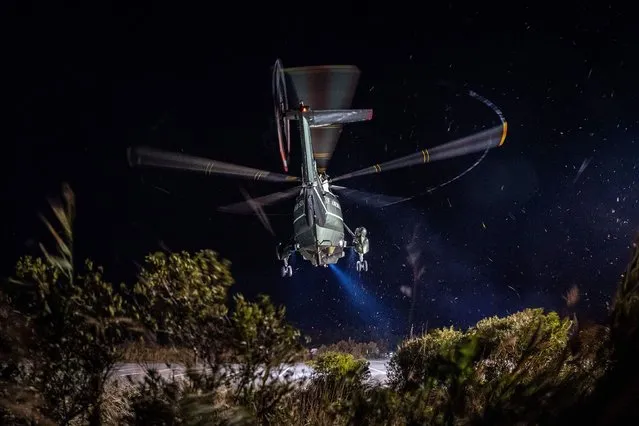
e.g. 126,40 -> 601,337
281,262 -> 293,277
277,242 -> 294,277
352,226 -> 370,272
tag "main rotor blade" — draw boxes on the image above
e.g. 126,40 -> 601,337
238,186 -> 275,236
331,185 -> 411,208
331,123 -> 507,183
128,146 -> 300,183
217,186 -> 301,214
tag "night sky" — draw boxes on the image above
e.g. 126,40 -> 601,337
5,4 -> 638,345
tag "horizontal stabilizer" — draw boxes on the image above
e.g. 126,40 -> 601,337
311,109 -> 373,127
284,109 -> 373,126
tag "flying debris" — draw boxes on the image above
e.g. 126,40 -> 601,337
508,285 -> 521,299
127,59 -> 509,277
573,157 -> 592,184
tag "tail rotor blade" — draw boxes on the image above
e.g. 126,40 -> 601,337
218,186 -> 301,214
332,185 -> 411,208
128,146 -> 300,183
331,123 -> 507,183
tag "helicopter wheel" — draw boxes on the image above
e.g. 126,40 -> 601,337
272,59 -> 291,171
281,264 -> 292,277
356,260 -> 369,272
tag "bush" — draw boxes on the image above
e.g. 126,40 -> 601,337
385,307 -> 614,424
1,184 -> 140,425
314,339 -> 382,359
310,351 -> 369,383
278,351 -> 371,425
0,184 -> 305,425
387,326 -> 464,392
467,308 -> 573,385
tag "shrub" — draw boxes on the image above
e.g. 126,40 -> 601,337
228,293 -> 304,423
387,326 -> 464,392
310,351 -> 370,383
0,184 -> 305,425
385,308 -> 611,424
1,184 -> 140,425
467,308 -> 573,385
130,249 -> 235,366
315,339 -> 382,359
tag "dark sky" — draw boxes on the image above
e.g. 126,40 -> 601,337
4,3 -> 638,344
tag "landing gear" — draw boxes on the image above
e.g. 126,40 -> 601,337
277,242 -> 295,278
281,264 -> 293,277
356,258 -> 369,272
352,226 -> 370,273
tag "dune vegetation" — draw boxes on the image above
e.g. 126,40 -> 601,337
1,183 -> 638,425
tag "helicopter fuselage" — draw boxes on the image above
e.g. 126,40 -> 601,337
293,184 -> 346,267
273,61 -> 372,276
284,105 -> 346,267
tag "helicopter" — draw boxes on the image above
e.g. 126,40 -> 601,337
127,58 -> 508,277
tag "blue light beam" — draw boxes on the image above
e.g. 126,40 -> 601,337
328,263 -> 390,329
